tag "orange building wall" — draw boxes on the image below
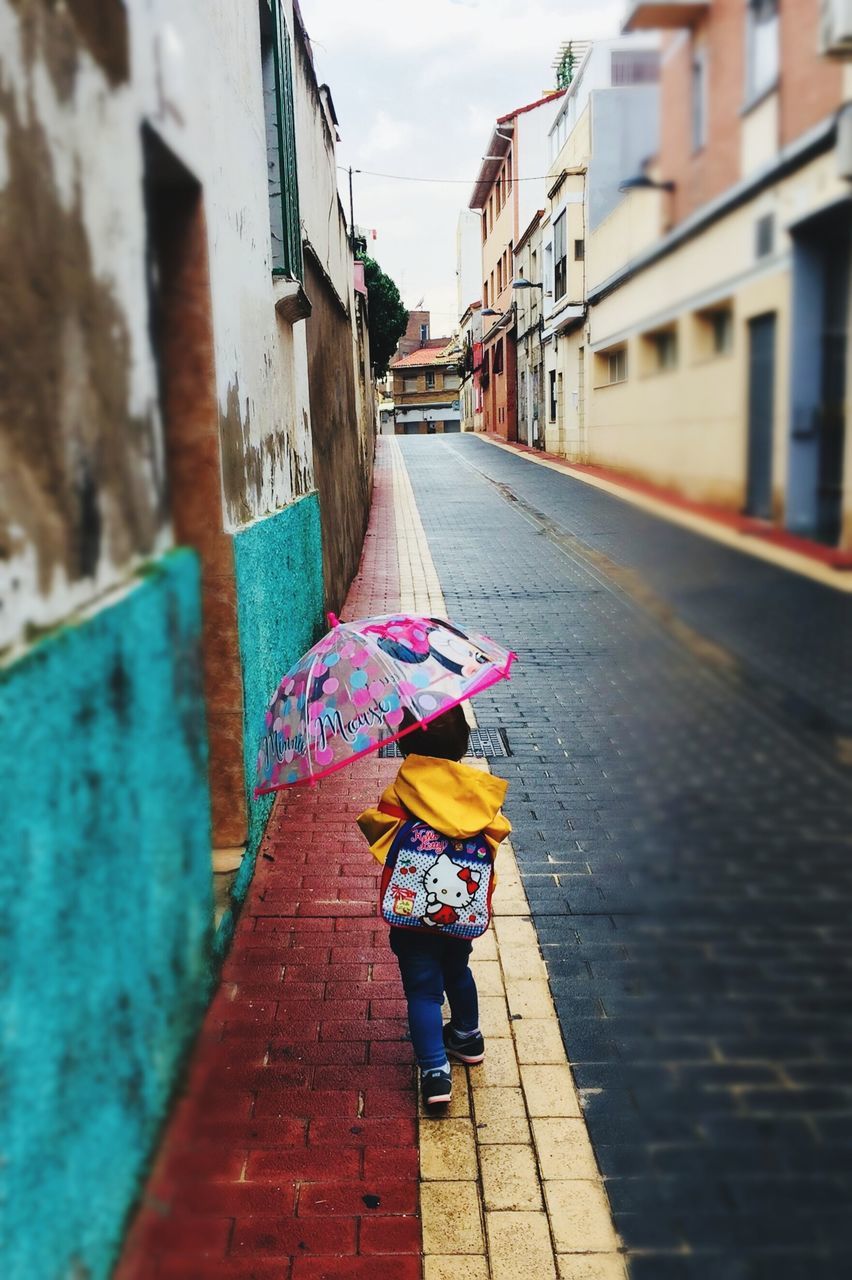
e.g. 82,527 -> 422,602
660,0 -> 844,226
779,1 -> 843,146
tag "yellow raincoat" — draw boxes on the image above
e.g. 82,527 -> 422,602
357,754 -> 511,867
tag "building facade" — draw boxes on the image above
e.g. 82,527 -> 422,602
390,344 -> 463,433
0,2 -> 372,1275
469,90 -> 565,440
584,0 -> 852,549
541,35 -> 661,455
514,211 -> 546,447
456,209 -> 483,319
459,301 -> 484,433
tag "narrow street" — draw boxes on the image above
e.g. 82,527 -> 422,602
402,434 -> 852,1277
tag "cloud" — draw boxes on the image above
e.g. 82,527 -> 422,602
361,109 -> 414,159
301,0 -> 623,318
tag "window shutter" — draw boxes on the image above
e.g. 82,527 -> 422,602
271,4 -> 303,280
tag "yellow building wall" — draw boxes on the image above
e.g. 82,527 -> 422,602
584,149 -> 852,538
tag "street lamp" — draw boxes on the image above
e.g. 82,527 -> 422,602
511,278 -> 544,290
481,306 -> 504,317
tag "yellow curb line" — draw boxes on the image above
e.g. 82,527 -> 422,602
388,437 -> 626,1280
477,432 -> 852,594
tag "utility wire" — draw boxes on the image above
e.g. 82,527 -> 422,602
338,165 -> 555,184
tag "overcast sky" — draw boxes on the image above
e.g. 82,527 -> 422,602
302,0 -> 622,336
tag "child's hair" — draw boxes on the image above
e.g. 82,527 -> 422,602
398,705 -> 470,761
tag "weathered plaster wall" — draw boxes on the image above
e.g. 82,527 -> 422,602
0,0 -> 317,653
304,253 -> 371,611
0,0 -> 169,651
0,552 -> 212,1280
224,494 -> 324,938
291,8 -> 374,613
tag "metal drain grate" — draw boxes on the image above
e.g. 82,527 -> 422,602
379,726 -> 511,759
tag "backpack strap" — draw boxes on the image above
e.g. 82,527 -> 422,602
377,800 -> 408,820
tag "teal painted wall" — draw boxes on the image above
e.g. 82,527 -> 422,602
223,494 -> 325,938
0,551 -> 213,1280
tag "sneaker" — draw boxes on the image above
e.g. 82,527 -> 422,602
421,1067 -> 453,1107
443,1023 -> 485,1065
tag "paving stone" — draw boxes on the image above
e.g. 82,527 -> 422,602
543,1180 -> 619,1253
520,1065 -> 581,1117
532,1117 -> 600,1180
513,1018 -> 568,1065
505,979 -> 558,1019
425,1258 -> 489,1280
477,995 -> 512,1038
486,1210 -> 557,1280
480,1144 -> 543,1210
421,1182 -> 484,1254
556,1257 -> 627,1280
419,1119 -> 478,1181
468,1037 -> 521,1087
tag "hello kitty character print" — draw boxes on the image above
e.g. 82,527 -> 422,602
422,853 -> 480,927
379,818 -> 495,939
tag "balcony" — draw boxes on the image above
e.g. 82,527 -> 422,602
623,0 -> 709,31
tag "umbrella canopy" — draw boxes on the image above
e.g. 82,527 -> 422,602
254,613 -> 516,794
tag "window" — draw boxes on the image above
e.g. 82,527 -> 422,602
692,49 -> 707,152
610,49 -> 661,85
710,309 -> 733,355
643,327 -> 678,373
496,174 -> 502,209
549,370 -> 557,420
403,375 -> 418,391
492,339 -> 504,375
755,212 -> 774,259
553,212 -> 567,301
444,372 -> 461,390
694,304 -> 734,358
425,371 -> 436,389
420,322 -> 429,342
483,280 -> 489,308
260,0 -> 302,280
574,239 -> 585,261
596,346 -> 627,385
746,0 -> 779,102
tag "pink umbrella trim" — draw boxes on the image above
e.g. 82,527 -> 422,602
253,649 -> 516,797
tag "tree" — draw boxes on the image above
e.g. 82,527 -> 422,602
358,254 -> 408,377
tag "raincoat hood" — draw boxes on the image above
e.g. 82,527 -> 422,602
357,754 -> 511,867
393,755 -> 508,839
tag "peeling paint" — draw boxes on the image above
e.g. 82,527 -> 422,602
219,375 -> 313,527
0,20 -> 165,649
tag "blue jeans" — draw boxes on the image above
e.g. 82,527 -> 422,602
389,928 -> 479,1070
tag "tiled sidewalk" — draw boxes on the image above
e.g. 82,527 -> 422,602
116,438 -> 622,1280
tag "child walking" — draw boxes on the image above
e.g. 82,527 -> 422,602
357,707 -> 511,1107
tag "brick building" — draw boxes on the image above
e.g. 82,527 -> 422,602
576,0 -> 852,550
390,343 -> 463,433
469,90 -> 565,440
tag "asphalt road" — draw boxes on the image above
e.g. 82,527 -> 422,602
402,434 -> 852,1280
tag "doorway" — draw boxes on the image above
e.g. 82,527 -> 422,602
143,125 -> 248,857
745,312 -> 776,519
788,201 -> 851,545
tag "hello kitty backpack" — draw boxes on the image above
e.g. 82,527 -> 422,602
377,804 -> 495,939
